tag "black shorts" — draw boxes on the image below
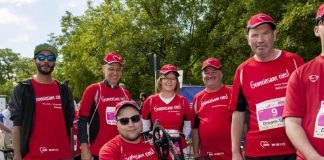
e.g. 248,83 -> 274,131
245,153 -> 296,160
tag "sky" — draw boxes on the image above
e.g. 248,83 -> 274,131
0,0 -> 102,58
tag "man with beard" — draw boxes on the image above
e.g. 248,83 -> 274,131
99,101 -> 159,160
9,43 -> 75,160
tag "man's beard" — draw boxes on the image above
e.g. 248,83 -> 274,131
120,132 -> 141,142
37,63 -> 55,75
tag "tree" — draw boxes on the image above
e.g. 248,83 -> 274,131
0,49 -> 34,98
0,49 -> 20,84
51,0 -> 323,101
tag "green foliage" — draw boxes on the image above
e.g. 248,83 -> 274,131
0,49 -> 34,98
47,0 -> 323,102
0,49 -> 20,84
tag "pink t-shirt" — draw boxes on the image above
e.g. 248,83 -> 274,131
99,135 -> 159,160
283,55 -> 324,160
192,85 -> 232,160
25,79 -> 72,160
229,50 -> 304,157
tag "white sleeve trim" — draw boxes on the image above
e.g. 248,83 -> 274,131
142,119 -> 151,132
182,120 -> 191,138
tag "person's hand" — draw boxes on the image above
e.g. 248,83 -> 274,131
232,151 -> 244,160
193,153 -> 200,159
81,150 -> 92,160
307,154 -> 324,160
80,144 -> 92,160
13,153 -> 22,160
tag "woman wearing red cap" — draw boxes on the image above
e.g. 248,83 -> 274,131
141,64 -> 191,158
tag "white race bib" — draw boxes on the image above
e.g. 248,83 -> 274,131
106,106 -> 116,125
314,101 -> 324,139
256,97 -> 285,131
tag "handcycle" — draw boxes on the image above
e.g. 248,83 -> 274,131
141,119 -> 211,160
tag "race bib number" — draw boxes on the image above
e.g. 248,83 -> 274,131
106,107 -> 116,125
256,97 -> 285,131
314,101 -> 324,139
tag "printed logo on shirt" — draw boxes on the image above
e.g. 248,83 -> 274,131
36,95 -> 61,102
249,69 -> 290,89
101,96 -> 127,102
36,95 -> 62,109
124,148 -> 155,160
153,105 -> 181,112
206,151 -> 225,157
259,141 -> 286,148
201,94 -> 229,107
39,147 -> 59,153
309,75 -> 319,83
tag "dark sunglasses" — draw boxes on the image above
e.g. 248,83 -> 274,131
117,115 -> 141,125
34,54 -> 56,62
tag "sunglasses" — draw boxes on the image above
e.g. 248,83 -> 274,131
117,115 -> 141,125
34,54 -> 56,62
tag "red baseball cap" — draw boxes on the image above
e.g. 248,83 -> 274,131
202,58 -> 222,70
316,4 -> 324,21
160,64 -> 179,76
115,101 -> 140,117
103,52 -> 123,65
247,13 -> 276,30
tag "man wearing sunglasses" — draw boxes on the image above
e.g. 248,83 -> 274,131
9,43 -> 75,160
99,101 -> 159,160
283,3 -> 324,160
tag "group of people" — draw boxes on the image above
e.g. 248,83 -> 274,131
6,3 -> 324,160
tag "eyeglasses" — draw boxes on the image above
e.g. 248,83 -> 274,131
117,115 -> 141,125
203,71 -> 219,75
318,18 -> 324,25
34,54 -> 56,62
106,67 -> 122,73
161,76 -> 177,82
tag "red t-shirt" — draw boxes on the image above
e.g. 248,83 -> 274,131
141,94 -> 191,148
192,85 -> 232,160
99,135 -> 159,160
25,79 -> 73,160
229,50 -> 304,157
79,82 -> 131,155
283,55 -> 324,160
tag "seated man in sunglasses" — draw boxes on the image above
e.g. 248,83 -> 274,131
99,101 -> 159,160
9,43 -> 75,160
